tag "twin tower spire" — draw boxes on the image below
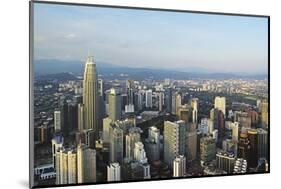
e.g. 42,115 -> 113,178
82,55 -> 99,137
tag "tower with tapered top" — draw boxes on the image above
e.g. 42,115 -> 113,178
83,56 -> 99,136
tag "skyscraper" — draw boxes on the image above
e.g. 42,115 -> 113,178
77,144 -> 97,183
137,91 -> 143,111
134,142 -> 148,164
55,148 -> 77,185
126,127 -> 141,160
247,129 -> 258,168
237,132 -> 250,164
144,126 -> 161,162
257,128 -> 268,160
67,150 -> 77,184
217,110 -> 225,148
102,117 -> 113,144
214,96 -> 226,116
83,56 -> 99,136
54,111 -> 61,132
158,92 -> 164,111
164,120 -> 186,167
51,135 -> 64,170
260,101 -> 268,129
109,124 -> 124,164
107,163 -> 121,182
77,104 -> 84,131
186,123 -> 197,161
173,155 -> 186,177
231,122 -> 239,142
108,88 -> 122,121
165,88 -> 172,113
191,98 -> 198,123
145,89 -> 152,108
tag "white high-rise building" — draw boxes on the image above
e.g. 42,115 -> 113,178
55,148 -> 77,185
214,96 -> 226,116
77,144 -> 96,183
107,163 -> 121,182
83,56 -> 99,135
125,104 -> 135,113
145,89 -> 152,108
231,122 -> 239,142
134,142 -> 148,164
164,120 -> 186,166
103,117 -> 113,144
148,126 -> 160,143
51,135 -> 64,168
126,127 -> 141,160
191,98 -> 198,123
198,118 -> 209,134
67,150 -> 77,184
109,124 -> 123,164
78,104 -> 84,131
54,111 -> 61,131
173,155 -> 186,177
207,119 -> 214,134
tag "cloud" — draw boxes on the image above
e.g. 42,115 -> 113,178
64,33 -> 76,39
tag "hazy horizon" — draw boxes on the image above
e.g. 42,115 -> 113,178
34,3 -> 268,74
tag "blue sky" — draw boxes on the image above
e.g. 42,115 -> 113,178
34,3 -> 268,74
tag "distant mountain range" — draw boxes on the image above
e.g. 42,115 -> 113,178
33,59 -> 268,80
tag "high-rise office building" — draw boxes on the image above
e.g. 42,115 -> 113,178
144,126 -> 161,162
145,89 -> 152,108
107,163 -> 121,182
126,79 -> 134,105
186,123 -> 197,161
176,93 -> 182,114
109,124 -> 124,164
214,96 -> 226,116
51,134 -> 64,169
55,148 -> 77,185
54,111 -> 61,132
231,122 -> 239,142
164,120 -> 186,166
77,144 -> 97,183
108,88 -> 122,121
134,142 -> 148,164
200,136 -> 216,163
247,129 -> 258,168
173,155 -> 186,177
83,56 -> 99,136
103,117 -> 113,144
217,110 -> 225,148
237,132 -> 250,164
126,127 -> 141,160
177,104 -> 192,123
67,150 -> 77,184
257,128 -> 268,160
137,91 -> 143,111
191,98 -> 198,123
260,101 -> 268,129
158,92 -> 164,111
216,151 -> 236,173
77,104 -> 84,131
165,88 -> 172,113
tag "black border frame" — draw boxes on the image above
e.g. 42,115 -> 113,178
29,0 -> 270,188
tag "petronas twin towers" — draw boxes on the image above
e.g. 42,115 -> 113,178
82,56 -> 99,135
